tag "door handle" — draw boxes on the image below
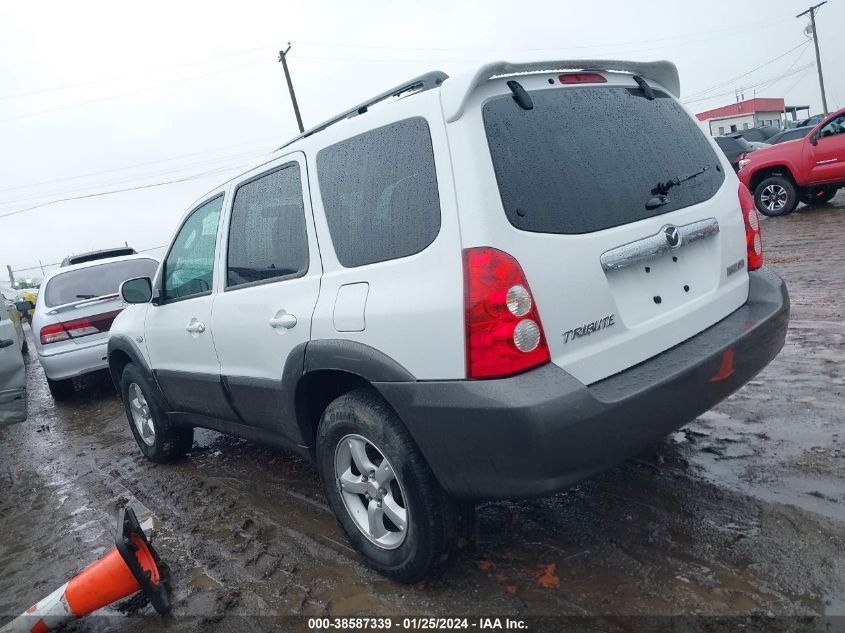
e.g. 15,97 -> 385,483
0,338 -> 13,349
269,311 -> 297,330
185,320 -> 206,334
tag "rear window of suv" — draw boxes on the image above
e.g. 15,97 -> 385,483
44,258 -> 158,307
483,86 -> 725,235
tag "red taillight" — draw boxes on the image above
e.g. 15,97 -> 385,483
559,72 -> 607,84
40,323 -> 70,345
463,247 -> 551,379
39,310 -> 122,345
739,183 -> 763,271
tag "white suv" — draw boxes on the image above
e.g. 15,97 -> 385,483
108,60 -> 789,582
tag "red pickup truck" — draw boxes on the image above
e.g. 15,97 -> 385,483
739,107 -> 845,216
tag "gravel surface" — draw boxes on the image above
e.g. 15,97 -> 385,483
1,196 -> 844,631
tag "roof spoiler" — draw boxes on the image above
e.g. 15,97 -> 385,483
440,59 -> 680,123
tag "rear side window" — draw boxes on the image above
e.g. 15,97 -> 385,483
44,259 -> 158,308
483,87 -> 726,235
227,164 -> 308,288
317,117 -> 441,268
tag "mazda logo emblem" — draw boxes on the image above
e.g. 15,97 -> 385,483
663,225 -> 682,249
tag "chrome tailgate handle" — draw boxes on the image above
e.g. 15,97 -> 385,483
600,218 -> 720,271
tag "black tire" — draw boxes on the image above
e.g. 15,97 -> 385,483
21,336 -> 28,355
47,377 -> 75,401
800,186 -> 838,206
316,389 -> 471,583
754,176 -> 798,216
120,363 -> 193,463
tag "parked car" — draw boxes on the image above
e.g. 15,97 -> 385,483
1,295 -> 27,425
34,254 -> 159,399
3,293 -> 28,355
61,246 -> 137,267
766,125 -> 814,145
109,59 -> 789,582
796,114 -> 824,128
715,134 -> 758,171
733,126 -> 780,144
739,107 -> 845,215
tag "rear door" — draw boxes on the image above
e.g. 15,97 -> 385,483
450,72 -> 750,385
144,194 -> 237,420
211,154 -> 320,440
0,301 -> 26,426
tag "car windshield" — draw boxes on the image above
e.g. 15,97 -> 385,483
482,86 -> 725,234
43,258 -> 158,307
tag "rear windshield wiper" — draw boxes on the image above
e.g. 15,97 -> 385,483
645,166 -> 711,210
652,166 -> 710,196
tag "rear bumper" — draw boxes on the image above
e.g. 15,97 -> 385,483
38,340 -> 109,380
377,268 -> 789,500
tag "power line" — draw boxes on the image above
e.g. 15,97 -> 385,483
682,40 -> 811,101
0,45 -> 279,102
683,63 -> 814,105
0,135 -> 280,195
293,17 -> 789,54
10,243 -> 168,274
0,146 -> 274,209
0,59 -> 265,124
0,164 -> 246,221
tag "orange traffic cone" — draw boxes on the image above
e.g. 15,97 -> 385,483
1,508 -> 170,633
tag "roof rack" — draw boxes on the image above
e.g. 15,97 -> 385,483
276,70 -> 448,151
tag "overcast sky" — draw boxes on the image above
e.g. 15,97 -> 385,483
1,0 -> 841,286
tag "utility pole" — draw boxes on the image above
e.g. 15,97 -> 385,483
278,43 -> 304,133
6,265 -> 14,288
797,1 -> 828,115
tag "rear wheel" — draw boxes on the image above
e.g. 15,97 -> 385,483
800,186 -> 838,206
121,363 -> 193,463
316,389 -> 471,582
754,176 -> 798,216
47,377 -> 74,401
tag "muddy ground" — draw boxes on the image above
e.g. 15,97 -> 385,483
1,197 -> 844,631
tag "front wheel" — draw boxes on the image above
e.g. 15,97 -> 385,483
121,363 -> 193,463
316,389 -> 471,583
755,176 -> 798,216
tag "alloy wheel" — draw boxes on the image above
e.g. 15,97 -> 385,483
760,184 -> 788,212
128,383 -> 156,447
334,434 -> 409,550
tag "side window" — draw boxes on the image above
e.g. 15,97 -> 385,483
226,164 -> 308,288
317,117 -> 441,268
162,195 -> 223,302
820,114 -> 845,138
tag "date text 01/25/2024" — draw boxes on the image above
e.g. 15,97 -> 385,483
307,617 -> 527,630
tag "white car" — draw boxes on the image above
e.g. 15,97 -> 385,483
33,254 -> 159,399
108,59 -> 789,581
1,294 -> 27,425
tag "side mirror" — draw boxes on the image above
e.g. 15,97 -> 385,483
810,134 -> 818,146
15,300 -> 34,312
120,277 -> 153,304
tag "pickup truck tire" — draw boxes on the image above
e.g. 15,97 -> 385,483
121,363 -> 193,463
316,388 -> 470,583
755,176 -> 798,216
800,186 -> 838,206
47,377 -> 74,401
